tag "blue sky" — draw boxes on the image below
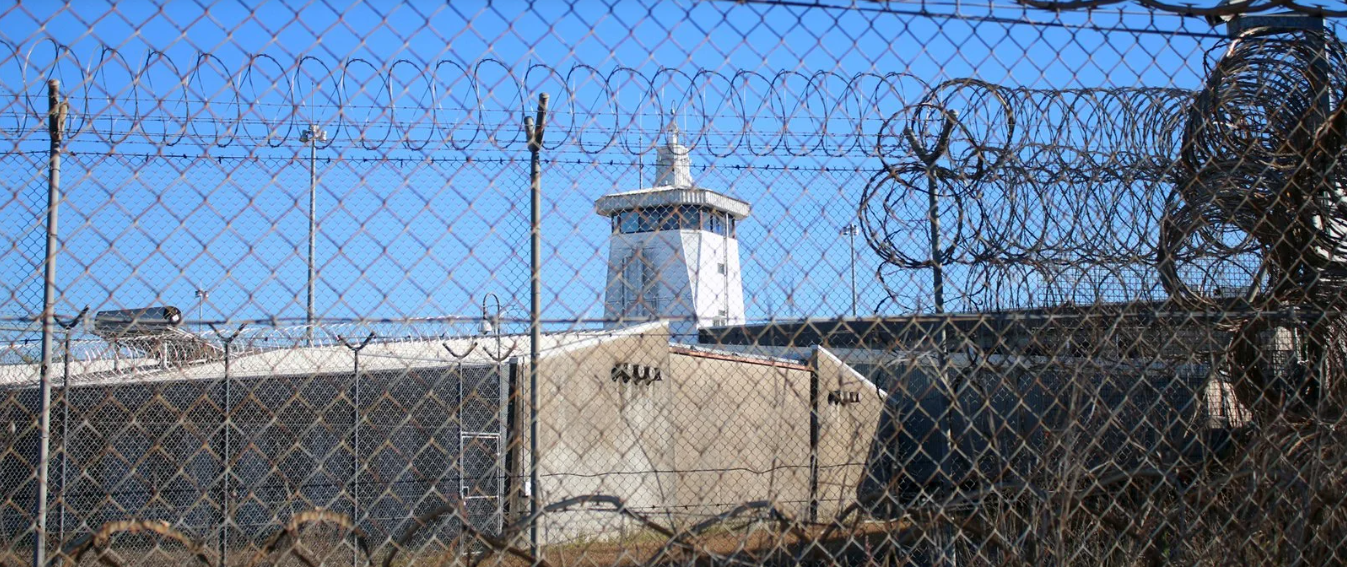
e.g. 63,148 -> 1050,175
0,0 -> 1246,332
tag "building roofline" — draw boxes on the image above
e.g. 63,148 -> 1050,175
670,342 -> 810,371
0,322 -> 672,388
697,298 -> 1289,350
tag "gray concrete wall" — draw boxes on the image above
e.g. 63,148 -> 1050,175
0,363 -> 502,544
522,324 -> 676,544
812,346 -> 885,521
523,327 -> 884,543
667,349 -> 813,522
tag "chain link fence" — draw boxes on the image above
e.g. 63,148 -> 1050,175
3,1 -> 1347,565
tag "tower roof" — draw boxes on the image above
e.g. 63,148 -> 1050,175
595,186 -> 751,219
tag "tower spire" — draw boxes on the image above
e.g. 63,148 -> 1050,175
665,107 -> 680,146
652,107 -> 693,188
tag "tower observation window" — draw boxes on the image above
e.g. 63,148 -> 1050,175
707,213 -> 724,236
613,205 -> 735,236
659,205 -> 685,231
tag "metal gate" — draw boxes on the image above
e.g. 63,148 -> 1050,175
457,362 -> 506,535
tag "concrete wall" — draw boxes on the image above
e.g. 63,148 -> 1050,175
3,325 -> 884,546
811,346 -> 885,520
667,348 -> 813,521
523,324 -> 676,543
0,363 -> 503,543
522,327 -> 885,543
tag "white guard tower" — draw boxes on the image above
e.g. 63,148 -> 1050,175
595,118 -> 750,340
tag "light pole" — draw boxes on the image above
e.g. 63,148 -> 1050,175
839,224 -> 859,317
194,288 -> 209,330
300,124 -> 327,346
481,292 -> 503,355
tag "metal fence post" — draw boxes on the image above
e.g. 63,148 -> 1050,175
54,307 -> 85,547
34,78 -> 65,567
807,366 -> 819,524
908,106 -> 963,564
907,106 -> 957,472
525,92 -> 548,563
209,323 -> 245,567
338,332 -> 375,567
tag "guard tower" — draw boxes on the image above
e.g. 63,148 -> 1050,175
595,118 -> 751,339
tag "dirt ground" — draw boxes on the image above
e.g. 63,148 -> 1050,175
3,521 -> 909,567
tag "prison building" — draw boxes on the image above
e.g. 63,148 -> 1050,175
0,332 -> 518,548
698,302 -> 1256,509
0,321 -> 883,546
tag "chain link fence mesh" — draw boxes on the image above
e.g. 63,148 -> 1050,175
2,1 -> 1347,565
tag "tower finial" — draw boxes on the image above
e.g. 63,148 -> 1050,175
665,107 -> 680,146
653,107 -> 692,187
